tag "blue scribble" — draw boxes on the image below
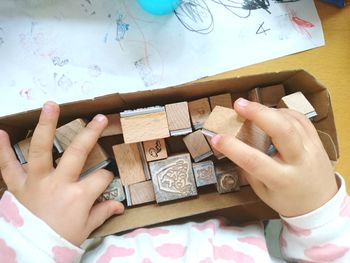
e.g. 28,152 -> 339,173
116,14 -> 129,41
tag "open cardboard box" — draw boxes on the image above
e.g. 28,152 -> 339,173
0,69 -> 339,237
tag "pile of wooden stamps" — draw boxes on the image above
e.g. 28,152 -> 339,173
13,85 -> 317,208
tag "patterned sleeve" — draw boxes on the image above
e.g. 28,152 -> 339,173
0,191 -> 83,263
280,173 -> 350,262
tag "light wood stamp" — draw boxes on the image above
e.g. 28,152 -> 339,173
112,143 -> 146,186
101,113 -> 123,137
188,98 -> 211,130
277,91 -> 317,119
120,106 -> 170,144
183,130 -> 213,162
192,160 -> 217,187
260,84 -> 285,107
149,153 -> 197,203
124,180 -> 156,206
209,93 -> 233,110
143,139 -> 168,162
165,102 -> 192,136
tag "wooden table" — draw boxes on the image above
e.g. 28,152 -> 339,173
202,2 -> 350,192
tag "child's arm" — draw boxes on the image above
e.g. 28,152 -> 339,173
212,98 -> 349,262
0,102 -> 124,262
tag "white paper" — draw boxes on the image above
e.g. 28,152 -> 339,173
0,0 -> 324,117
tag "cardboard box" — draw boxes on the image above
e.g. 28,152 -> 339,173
0,70 -> 339,237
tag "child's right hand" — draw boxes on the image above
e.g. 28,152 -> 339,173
211,98 -> 339,218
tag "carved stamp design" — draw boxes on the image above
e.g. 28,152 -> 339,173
150,153 -> 197,203
192,160 -> 217,187
215,162 -> 240,194
98,178 -> 125,202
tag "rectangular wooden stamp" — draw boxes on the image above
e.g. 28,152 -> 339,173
149,153 -> 197,203
112,143 -> 147,186
165,102 -> 192,136
192,160 -> 217,187
97,178 -> 125,203
215,162 -> 240,194
202,106 -> 245,138
209,93 -> 233,110
165,136 -> 188,155
124,180 -> 156,206
277,91 -> 317,119
120,106 -> 170,144
137,143 -> 151,180
100,113 -> 123,137
183,130 -> 213,162
260,84 -> 285,107
248,88 -> 261,103
143,139 -> 168,162
188,98 -> 211,130
56,118 -> 87,150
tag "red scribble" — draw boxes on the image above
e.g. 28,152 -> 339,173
291,16 -> 314,28
287,6 -> 315,39
19,88 -> 32,100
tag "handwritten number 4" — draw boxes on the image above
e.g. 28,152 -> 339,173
256,22 -> 270,35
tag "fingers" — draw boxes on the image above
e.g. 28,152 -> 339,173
56,114 -> 108,182
86,200 -> 124,233
28,102 -> 60,177
234,98 -> 304,162
0,130 -> 25,189
78,169 -> 114,204
211,134 -> 283,187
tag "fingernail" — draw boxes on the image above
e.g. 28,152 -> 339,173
94,114 -> 106,122
211,134 -> 222,147
237,98 -> 249,107
43,101 -> 56,113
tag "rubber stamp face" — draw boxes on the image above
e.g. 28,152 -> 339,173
98,178 -> 125,202
193,160 -> 217,187
215,162 -> 240,194
150,153 -> 197,203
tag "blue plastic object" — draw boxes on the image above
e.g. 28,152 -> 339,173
137,0 -> 181,15
321,0 -> 346,7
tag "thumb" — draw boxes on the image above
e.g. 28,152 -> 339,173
86,200 -> 124,233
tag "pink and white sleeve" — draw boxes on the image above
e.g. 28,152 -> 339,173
280,173 -> 350,263
0,191 -> 83,263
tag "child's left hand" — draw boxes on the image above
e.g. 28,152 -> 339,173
0,102 -> 124,246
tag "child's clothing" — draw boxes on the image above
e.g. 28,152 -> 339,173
1,173 -> 349,263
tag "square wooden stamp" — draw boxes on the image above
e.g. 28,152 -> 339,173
192,160 -> 217,187
188,98 -> 211,130
124,180 -> 156,206
215,162 -> 240,194
97,178 -> 125,202
209,93 -> 233,110
143,139 -> 168,162
120,106 -> 170,144
165,102 -> 192,136
101,113 -> 123,137
277,91 -> 317,119
56,118 -> 87,150
113,143 -> 147,186
149,153 -> 197,203
260,84 -> 285,107
183,130 -> 213,162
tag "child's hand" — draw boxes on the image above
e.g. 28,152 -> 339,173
0,102 -> 124,246
211,98 -> 338,217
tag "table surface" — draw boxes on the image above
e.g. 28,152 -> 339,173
202,1 -> 350,193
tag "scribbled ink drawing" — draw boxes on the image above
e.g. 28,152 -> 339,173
80,0 -> 96,16
19,89 -> 32,100
287,7 -> 314,38
88,65 -> 102,78
134,56 -> 159,87
116,14 -> 130,41
174,0 -> 214,34
52,56 -> 69,67
211,0 -> 271,18
57,74 -> 73,91
256,22 -> 270,35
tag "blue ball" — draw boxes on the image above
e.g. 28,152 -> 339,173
137,0 -> 181,16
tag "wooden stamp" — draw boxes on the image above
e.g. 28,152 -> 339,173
14,136 -> 63,164
192,160 -> 217,187
188,98 -> 211,130
202,106 -> 245,138
277,91 -> 317,119
149,153 -> 197,203
236,121 -> 271,153
56,118 -> 87,150
215,162 -> 240,194
260,84 -> 285,107
209,93 -> 233,110
124,180 -> 156,206
165,102 -> 192,136
248,88 -> 261,103
97,178 -> 125,202
101,113 -> 123,137
137,143 -> 151,180
120,106 -> 170,144
165,136 -> 187,155
112,143 -> 147,186
183,130 -> 213,162
143,139 -> 168,162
